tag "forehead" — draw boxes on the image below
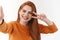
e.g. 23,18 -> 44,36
22,5 -> 32,11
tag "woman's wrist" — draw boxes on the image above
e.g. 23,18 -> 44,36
44,18 -> 53,25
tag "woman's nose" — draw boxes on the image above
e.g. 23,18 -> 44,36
24,12 -> 28,16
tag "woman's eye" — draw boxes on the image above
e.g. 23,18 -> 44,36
23,10 -> 26,13
28,12 -> 32,14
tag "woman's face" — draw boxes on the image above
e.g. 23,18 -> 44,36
19,5 -> 33,22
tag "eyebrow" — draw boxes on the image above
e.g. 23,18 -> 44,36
23,9 -> 32,13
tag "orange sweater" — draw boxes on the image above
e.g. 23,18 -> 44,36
0,21 -> 58,40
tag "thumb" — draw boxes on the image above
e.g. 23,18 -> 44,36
32,16 -> 38,19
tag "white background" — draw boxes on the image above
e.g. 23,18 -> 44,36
0,0 -> 60,40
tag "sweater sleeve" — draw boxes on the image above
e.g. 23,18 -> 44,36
38,23 -> 58,34
0,20 -> 13,34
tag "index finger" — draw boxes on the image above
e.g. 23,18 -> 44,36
33,12 -> 39,16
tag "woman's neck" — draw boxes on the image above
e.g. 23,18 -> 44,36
20,20 -> 28,26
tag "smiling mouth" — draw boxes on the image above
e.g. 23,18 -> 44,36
22,16 -> 28,20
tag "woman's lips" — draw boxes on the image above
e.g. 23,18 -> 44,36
22,16 -> 28,20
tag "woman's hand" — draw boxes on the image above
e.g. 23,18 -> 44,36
32,12 -> 48,22
0,6 -> 4,20
32,12 -> 53,25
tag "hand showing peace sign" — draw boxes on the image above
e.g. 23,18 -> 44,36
32,12 -> 48,22
32,12 -> 53,25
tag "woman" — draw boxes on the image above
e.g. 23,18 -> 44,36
0,1 -> 58,40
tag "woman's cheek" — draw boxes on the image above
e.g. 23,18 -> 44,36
29,15 -> 32,19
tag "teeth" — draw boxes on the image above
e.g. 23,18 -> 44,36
22,16 -> 28,20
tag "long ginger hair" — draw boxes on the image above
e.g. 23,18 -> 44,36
17,1 -> 40,40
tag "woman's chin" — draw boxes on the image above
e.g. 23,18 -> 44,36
23,18 -> 30,22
